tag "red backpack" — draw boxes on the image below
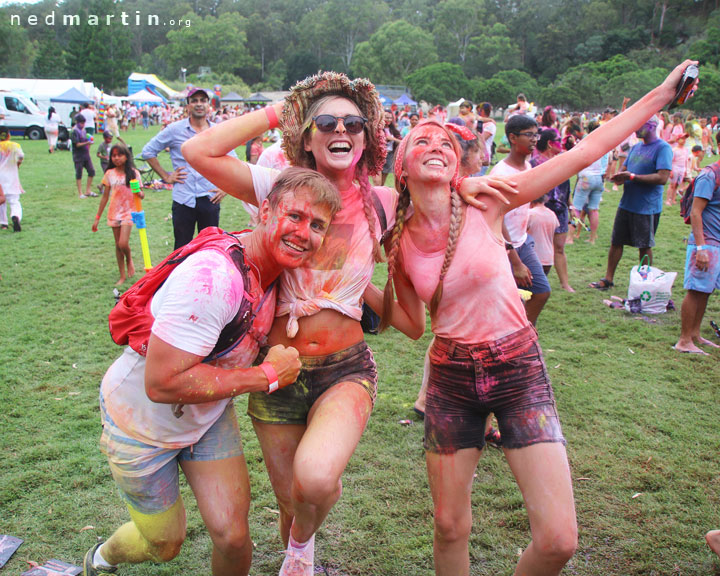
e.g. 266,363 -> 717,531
680,162 -> 720,224
108,227 -> 256,362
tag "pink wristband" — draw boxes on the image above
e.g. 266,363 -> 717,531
265,105 -> 279,130
259,362 -> 279,394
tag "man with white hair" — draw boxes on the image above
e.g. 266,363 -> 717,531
591,115 -> 673,290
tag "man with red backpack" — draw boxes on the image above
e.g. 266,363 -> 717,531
673,132 -> 720,355
83,167 -> 340,576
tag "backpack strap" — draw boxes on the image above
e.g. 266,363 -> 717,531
205,276 -> 278,363
370,189 -> 389,243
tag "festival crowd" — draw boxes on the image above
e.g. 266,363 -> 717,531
2,60 -> 718,576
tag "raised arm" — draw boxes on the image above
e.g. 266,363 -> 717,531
182,103 -> 284,206
504,60 -> 697,211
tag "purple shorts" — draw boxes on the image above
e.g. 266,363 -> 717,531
424,324 -> 566,454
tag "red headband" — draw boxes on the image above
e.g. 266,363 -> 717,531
444,122 -> 476,141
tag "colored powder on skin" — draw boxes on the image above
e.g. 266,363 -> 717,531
351,148 -> 363,169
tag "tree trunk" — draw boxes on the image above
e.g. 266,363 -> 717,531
658,1 -> 667,36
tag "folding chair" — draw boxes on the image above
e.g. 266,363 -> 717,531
133,154 -> 157,188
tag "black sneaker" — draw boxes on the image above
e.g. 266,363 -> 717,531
83,541 -> 117,576
11,216 -> 21,232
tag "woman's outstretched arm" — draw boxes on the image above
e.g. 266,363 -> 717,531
182,102 -> 284,206
478,60 -> 697,212
503,59 -> 697,211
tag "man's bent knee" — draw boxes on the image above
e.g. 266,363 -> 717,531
210,521 -> 252,557
147,535 -> 185,562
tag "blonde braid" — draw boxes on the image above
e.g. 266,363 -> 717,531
379,186 -> 411,333
429,188 -> 465,317
356,163 -> 384,263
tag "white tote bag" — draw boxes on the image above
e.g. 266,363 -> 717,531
625,256 -> 677,314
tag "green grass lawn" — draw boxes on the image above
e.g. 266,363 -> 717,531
1,126 -> 719,575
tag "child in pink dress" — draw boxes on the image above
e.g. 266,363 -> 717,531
92,143 -> 143,285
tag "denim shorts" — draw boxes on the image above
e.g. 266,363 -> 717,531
572,174 -> 604,211
247,342 -> 378,425
517,235 -> 552,294
100,399 -> 243,514
424,324 -> 566,454
684,244 -> 720,293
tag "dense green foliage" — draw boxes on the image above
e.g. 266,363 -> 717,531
2,0 -> 720,108
1,126 -> 719,575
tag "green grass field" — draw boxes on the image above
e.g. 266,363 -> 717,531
1,126 -> 719,576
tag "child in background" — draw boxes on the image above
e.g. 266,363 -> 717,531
92,143 -> 142,286
700,118 -> 715,157
71,114 -> 97,198
666,133 -> 690,206
0,129 -> 25,232
690,145 -> 704,179
96,130 -> 114,173
527,194 -> 560,275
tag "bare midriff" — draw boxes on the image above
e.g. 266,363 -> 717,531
267,308 -> 364,356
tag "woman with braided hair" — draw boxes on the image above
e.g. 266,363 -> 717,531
364,61 -> 697,576
183,71 -> 516,575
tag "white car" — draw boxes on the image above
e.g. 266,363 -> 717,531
0,91 -> 68,141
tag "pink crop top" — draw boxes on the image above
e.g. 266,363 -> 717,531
400,205 -> 529,344
249,164 -> 397,337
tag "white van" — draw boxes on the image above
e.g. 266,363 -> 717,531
0,91 -> 67,140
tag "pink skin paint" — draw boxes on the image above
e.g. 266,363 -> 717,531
403,125 -> 458,186
263,190 -> 332,270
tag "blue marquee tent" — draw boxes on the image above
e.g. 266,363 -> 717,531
393,93 -> 417,106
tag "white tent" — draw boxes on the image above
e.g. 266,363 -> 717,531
0,78 -> 97,124
126,89 -> 164,103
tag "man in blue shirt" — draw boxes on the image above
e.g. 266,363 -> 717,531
142,88 -> 235,249
591,115 -> 672,290
673,136 -> 720,355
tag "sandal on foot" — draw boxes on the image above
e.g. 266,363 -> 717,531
589,278 -> 614,291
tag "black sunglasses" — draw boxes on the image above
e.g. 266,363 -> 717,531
312,114 -> 367,135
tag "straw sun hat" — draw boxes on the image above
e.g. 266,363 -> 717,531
281,71 -> 387,176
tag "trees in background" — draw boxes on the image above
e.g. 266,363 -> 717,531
0,0 -> 718,111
